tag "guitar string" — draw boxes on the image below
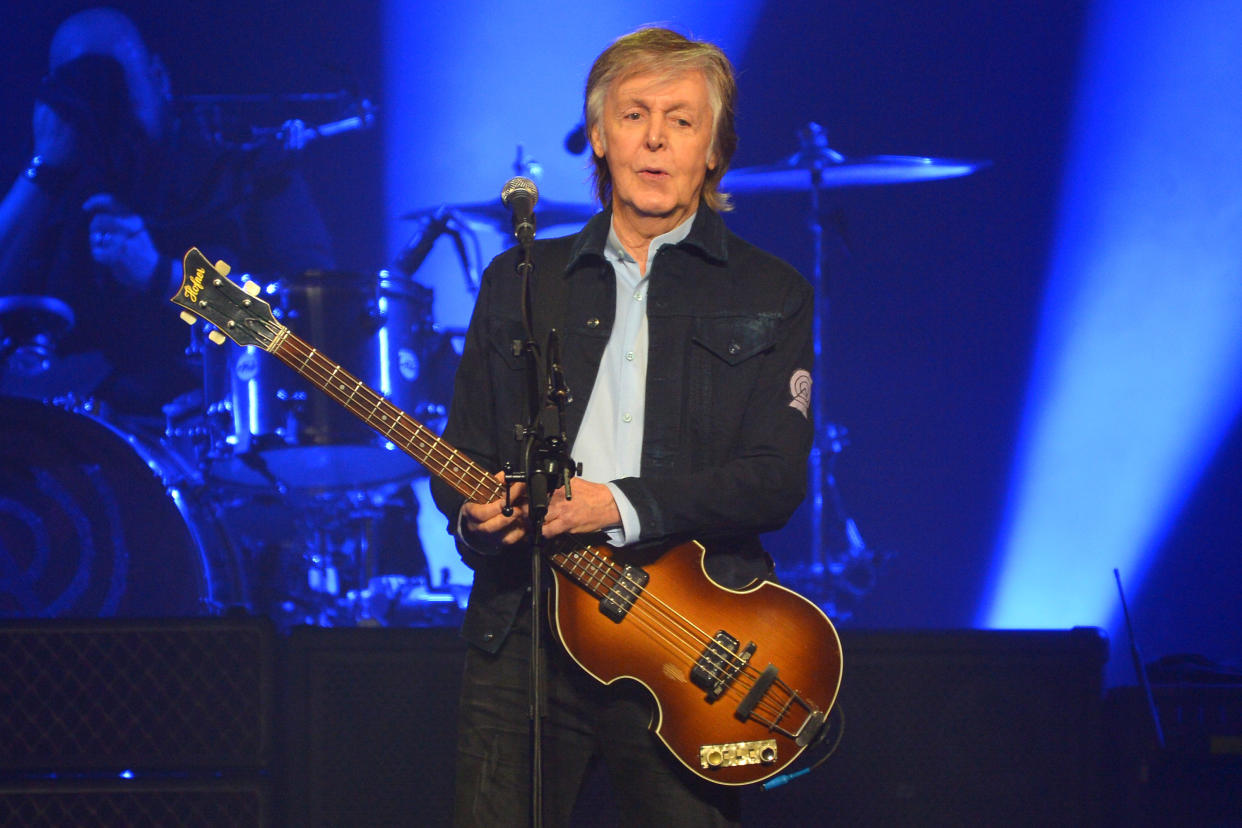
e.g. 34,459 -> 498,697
238,316 -> 808,722
264,324 -> 804,723
555,537 -> 802,722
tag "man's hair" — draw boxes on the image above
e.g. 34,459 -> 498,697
585,27 -> 737,212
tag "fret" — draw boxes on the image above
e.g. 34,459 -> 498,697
366,395 -> 384,424
372,399 -> 397,434
343,379 -> 363,408
325,364 -> 345,397
269,332 -> 493,504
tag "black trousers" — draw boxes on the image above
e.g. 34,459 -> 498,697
453,600 -> 741,827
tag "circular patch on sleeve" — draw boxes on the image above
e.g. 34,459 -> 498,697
788,369 -> 811,417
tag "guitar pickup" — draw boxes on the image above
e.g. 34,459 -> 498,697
598,565 -> 649,622
691,632 -> 755,701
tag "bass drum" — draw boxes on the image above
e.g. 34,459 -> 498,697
202,270 -> 459,491
0,398 -> 246,618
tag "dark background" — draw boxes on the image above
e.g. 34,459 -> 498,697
3,0 -> 1238,686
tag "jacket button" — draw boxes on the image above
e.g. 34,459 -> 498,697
728,342 -> 741,355
482,631 -> 494,642
587,317 -> 600,328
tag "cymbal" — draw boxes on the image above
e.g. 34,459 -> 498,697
400,199 -> 598,233
721,121 -> 988,194
722,154 -> 988,193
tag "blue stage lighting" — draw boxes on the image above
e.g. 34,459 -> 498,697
981,0 -> 1242,634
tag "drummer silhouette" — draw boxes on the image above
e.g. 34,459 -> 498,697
0,7 -> 334,415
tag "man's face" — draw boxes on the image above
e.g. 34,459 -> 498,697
50,11 -> 169,141
590,69 -> 716,228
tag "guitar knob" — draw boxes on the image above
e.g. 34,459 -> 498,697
242,280 -> 261,297
208,330 -> 227,346
214,259 -> 232,277
180,311 -> 198,326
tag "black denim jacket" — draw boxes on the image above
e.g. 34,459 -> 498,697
431,203 -> 815,652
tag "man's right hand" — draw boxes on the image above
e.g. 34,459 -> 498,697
33,102 -> 78,168
459,473 -> 531,555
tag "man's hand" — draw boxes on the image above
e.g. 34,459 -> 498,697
83,193 -> 161,291
459,473 -> 531,554
541,478 -> 622,538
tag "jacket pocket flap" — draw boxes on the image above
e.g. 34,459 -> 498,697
692,315 -> 778,365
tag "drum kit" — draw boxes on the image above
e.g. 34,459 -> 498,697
1,268 -> 464,629
0,119 -> 986,627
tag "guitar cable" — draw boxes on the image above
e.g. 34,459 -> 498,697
760,703 -> 845,791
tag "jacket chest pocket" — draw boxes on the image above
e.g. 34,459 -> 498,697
686,314 -> 779,450
692,314 -> 778,367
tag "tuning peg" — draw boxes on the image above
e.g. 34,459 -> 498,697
214,260 -> 231,276
208,330 -> 227,345
180,311 -> 198,326
242,280 -> 261,297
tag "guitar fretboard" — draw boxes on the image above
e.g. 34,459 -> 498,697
270,329 -> 500,505
268,326 -> 619,599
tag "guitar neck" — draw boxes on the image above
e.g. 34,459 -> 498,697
267,327 -> 500,505
268,322 -> 607,590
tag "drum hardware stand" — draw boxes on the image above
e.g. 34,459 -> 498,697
802,175 -> 889,619
799,123 -> 841,586
294,495 -> 386,626
723,123 -> 987,611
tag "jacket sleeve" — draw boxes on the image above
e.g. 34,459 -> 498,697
428,250 -> 519,571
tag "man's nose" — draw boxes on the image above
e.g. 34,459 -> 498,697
644,118 -> 665,149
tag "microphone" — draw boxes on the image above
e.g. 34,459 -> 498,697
394,206 -> 453,275
501,177 -> 538,247
564,122 -> 588,155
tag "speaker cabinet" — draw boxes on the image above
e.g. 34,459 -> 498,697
0,779 -> 270,828
0,618 -> 274,772
280,625 -> 465,827
741,628 -> 1109,827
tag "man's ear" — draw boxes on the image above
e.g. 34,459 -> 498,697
589,123 -> 606,159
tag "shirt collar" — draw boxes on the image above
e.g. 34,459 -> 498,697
567,201 -> 729,274
604,211 -> 695,267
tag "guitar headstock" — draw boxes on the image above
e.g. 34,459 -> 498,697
172,247 -> 283,350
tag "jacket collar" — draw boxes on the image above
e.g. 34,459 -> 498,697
566,201 -> 729,274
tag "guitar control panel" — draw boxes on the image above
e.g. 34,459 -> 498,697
699,738 -> 778,770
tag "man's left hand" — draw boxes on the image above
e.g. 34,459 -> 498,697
541,478 -> 622,537
83,193 -> 161,291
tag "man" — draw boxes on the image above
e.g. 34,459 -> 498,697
431,27 -> 814,826
0,7 -> 333,414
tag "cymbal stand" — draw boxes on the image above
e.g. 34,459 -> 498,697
802,156 -> 886,615
794,122 -> 847,580
806,164 -> 832,578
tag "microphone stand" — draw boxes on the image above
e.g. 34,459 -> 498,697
502,221 -> 577,828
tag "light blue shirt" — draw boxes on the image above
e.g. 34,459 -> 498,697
574,213 -> 696,545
